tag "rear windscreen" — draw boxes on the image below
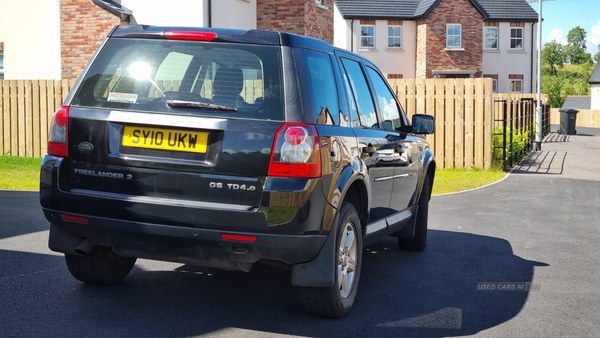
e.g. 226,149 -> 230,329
71,38 -> 284,121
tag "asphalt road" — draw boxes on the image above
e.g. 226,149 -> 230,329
1,129 -> 599,338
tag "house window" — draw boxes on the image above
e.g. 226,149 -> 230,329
387,74 -> 403,79
484,27 -> 498,50
509,74 -> 523,93
510,28 -> 523,50
361,25 -> 375,48
314,0 -> 328,8
0,51 -> 4,80
446,24 -> 462,49
388,26 -> 402,48
509,80 -> 522,92
435,73 -> 471,79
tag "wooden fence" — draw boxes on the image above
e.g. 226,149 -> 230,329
550,108 -> 600,128
389,78 -> 494,169
1,78 -> 546,170
151,79 -> 264,103
1,80 -> 76,158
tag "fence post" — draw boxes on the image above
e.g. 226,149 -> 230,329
503,100 -> 507,170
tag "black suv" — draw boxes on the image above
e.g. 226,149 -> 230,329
40,25 -> 435,318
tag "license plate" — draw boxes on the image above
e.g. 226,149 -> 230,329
122,126 -> 208,153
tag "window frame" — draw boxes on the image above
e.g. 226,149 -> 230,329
71,39 -> 284,120
446,23 -> 462,49
365,65 -> 406,131
509,79 -> 522,93
294,48 -> 340,125
387,25 -> 403,49
0,51 -> 4,80
484,27 -> 499,50
360,25 -> 376,49
339,57 -> 379,128
510,27 -> 524,50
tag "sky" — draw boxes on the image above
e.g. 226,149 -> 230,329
528,0 -> 600,55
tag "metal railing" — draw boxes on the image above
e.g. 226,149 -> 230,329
493,98 -> 550,171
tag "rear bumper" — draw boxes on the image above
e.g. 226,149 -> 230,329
41,155 -> 335,281
40,156 -> 329,235
45,209 -> 327,269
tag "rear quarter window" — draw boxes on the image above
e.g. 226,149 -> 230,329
72,38 -> 284,121
294,49 -> 339,125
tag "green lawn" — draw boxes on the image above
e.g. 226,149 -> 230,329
432,168 -> 507,196
0,156 -> 43,191
0,156 -> 507,195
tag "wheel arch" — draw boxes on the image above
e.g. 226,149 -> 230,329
291,173 -> 369,288
421,149 -> 436,201
340,177 -> 369,233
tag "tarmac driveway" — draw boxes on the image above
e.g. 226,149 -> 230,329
0,128 -> 599,337
425,127 -> 600,337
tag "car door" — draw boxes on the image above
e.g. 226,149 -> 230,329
336,54 -> 396,233
363,64 -> 419,215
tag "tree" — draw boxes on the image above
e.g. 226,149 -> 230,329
564,26 -> 593,65
541,75 -> 563,108
541,64 -> 592,108
594,45 -> 600,63
542,40 -> 565,76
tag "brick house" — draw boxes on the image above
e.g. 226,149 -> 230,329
0,0 -> 538,94
334,0 -> 539,93
0,0 -> 258,80
0,0 -> 336,80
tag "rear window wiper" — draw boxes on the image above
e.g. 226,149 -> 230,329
166,100 -> 237,112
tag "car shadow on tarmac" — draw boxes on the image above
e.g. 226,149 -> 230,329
0,229 -> 548,338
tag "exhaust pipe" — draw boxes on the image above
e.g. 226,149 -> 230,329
75,239 -> 94,255
238,262 -> 252,273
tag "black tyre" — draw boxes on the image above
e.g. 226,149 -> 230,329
298,202 -> 363,318
65,246 -> 137,285
398,176 -> 431,251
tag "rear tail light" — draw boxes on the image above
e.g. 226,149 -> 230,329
268,123 -> 321,178
165,31 -> 217,41
47,105 -> 69,157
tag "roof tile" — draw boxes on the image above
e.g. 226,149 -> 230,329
589,62 -> 600,84
561,96 -> 591,110
335,0 -> 539,21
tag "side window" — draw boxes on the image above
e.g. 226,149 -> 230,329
296,49 -> 339,125
366,66 -> 403,131
340,58 -> 378,128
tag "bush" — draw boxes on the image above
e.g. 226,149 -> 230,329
493,128 -> 531,170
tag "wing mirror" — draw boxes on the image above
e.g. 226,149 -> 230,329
411,114 -> 435,134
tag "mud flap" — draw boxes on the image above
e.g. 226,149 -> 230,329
291,216 -> 338,287
392,205 -> 418,239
